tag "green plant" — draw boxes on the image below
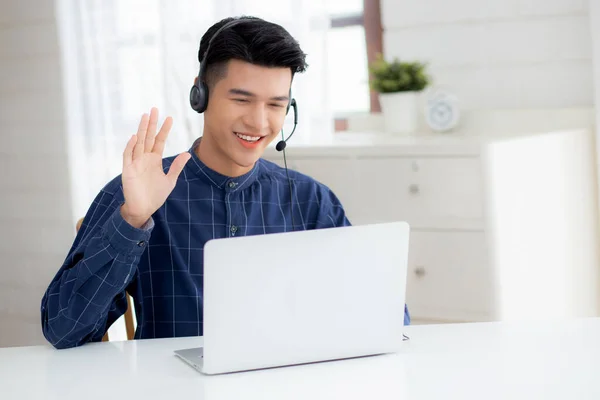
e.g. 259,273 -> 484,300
369,54 -> 430,93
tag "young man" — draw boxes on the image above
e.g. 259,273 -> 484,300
41,16 -> 409,349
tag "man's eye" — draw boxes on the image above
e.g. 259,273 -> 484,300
234,99 -> 249,103
270,104 -> 284,108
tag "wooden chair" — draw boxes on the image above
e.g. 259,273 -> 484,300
76,217 -> 136,342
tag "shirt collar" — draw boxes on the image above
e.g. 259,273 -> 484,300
186,137 -> 260,192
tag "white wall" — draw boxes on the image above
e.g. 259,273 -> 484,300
380,0 -> 594,135
0,1 -> 74,347
591,0 -> 600,191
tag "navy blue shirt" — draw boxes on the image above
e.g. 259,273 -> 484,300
41,140 -> 410,349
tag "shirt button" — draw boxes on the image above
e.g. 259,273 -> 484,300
230,225 -> 238,234
228,181 -> 237,189
137,240 -> 146,247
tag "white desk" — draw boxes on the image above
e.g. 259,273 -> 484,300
2,318 -> 600,399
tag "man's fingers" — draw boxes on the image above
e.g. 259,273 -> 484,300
134,113 -> 149,160
123,135 -> 137,169
166,152 -> 191,184
145,107 -> 158,153
152,116 -> 173,156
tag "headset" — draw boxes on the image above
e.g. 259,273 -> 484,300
190,20 -> 296,118
189,17 -> 299,229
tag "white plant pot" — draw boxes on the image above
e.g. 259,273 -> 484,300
378,91 -> 420,134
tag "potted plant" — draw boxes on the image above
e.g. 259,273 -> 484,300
369,54 -> 430,134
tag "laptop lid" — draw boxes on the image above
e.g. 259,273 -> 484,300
201,221 -> 410,374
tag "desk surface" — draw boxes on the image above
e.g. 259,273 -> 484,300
2,318 -> 600,399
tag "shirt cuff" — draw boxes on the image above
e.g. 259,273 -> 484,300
101,206 -> 154,256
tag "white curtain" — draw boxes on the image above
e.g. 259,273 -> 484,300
56,0 -> 332,222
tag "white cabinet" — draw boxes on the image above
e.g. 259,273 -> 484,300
262,130 -> 600,324
406,231 -> 493,322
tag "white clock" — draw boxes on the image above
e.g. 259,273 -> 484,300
425,89 -> 460,132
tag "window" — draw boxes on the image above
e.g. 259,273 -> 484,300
326,0 -> 383,131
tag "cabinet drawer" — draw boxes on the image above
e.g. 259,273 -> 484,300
406,230 -> 494,322
356,157 -> 484,229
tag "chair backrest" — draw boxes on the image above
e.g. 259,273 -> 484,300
76,217 -> 136,341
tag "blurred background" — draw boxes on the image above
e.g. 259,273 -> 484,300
2,0 -> 600,347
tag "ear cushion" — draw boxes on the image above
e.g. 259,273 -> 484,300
190,81 -> 209,113
286,89 -> 292,115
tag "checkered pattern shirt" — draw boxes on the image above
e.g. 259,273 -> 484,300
41,141 -> 410,349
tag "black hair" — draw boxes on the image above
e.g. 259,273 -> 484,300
198,16 -> 308,88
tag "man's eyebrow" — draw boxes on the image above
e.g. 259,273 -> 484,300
229,88 -> 255,97
270,95 -> 289,101
228,88 -> 289,101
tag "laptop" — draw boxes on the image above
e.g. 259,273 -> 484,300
174,221 -> 410,375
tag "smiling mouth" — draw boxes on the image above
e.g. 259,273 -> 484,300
234,132 -> 264,143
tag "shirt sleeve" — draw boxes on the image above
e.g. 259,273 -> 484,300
314,184 -> 351,229
314,184 -> 411,326
40,183 -> 154,349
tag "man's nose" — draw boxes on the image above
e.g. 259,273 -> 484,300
244,104 -> 269,132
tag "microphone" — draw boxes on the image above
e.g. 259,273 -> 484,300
276,99 -> 297,152
275,140 -> 286,152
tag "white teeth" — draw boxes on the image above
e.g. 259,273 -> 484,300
235,132 -> 261,142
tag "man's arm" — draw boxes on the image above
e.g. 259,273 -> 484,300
313,184 -> 351,229
41,108 -> 189,348
314,184 -> 411,326
40,185 -> 153,349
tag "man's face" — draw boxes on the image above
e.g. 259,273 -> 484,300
202,59 -> 292,175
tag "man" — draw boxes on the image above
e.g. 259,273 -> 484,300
41,16 -> 409,349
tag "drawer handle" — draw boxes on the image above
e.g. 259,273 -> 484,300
414,266 -> 426,278
408,184 -> 420,195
